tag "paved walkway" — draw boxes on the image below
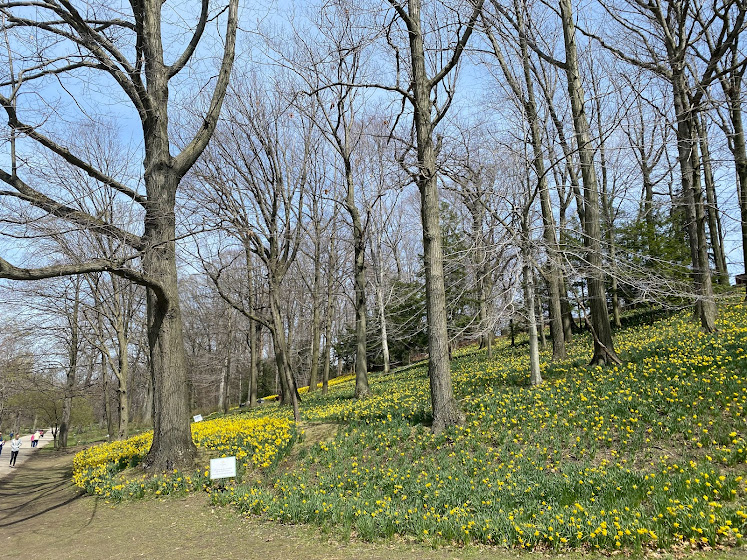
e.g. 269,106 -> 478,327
0,430 -> 52,479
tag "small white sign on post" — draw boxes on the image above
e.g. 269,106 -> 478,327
210,456 -> 237,480
193,414 -> 203,422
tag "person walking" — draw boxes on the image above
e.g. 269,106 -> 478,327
0,432 -> 4,457
9,434 -> 21,467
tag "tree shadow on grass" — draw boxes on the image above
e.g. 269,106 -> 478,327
0,454 -> 85,527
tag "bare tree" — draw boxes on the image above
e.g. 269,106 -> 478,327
293,5 -> 375,398
482,2 -> 567,359
191,75 -> 313,423
591,0 -> 746,331
381,0 -> 485,430
0,0 -> 239,469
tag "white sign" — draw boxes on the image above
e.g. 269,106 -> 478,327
210,456 -> 237,480
193,414 -> 203,422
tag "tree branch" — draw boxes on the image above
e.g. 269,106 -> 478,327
430,0 -> 486,87
1,94 -> 148,207
0,169 -> 145,250
167,0 -> 209,78
0,255 -> 156,291
173,0 -> 239,177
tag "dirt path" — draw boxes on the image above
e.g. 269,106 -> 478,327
0,429 -> 52,476
0,448 -> 741,560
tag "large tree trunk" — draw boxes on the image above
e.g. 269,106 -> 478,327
141,169 -> 196,471
559,0 -> 619,365
408,0 -> 464,431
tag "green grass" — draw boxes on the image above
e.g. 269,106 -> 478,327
223,303 -> 747,552
74,301 -> 747,553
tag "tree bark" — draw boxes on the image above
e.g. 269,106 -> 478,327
141,170 -> 196,470
696,115 -> 729,285
406,0 -> 465,430
345,162 -> 372,399
559,0 -> 619,364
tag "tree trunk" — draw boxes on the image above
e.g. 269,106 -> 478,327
536,281 -> 546,350
517,2 -> 565,358
671,74 -> 717,332
376,265 -> 391,375
59,282 -> 80,449
308,231 -> 323,391
560,275 -> 575,341
697,114 -> 729,285
408,0 -> 464,431
115,324 -> 130,439
322,231 -> 337,395
141,168 -> 196,471
466,197 -> 493,359
245,244 -> 259,407
521,231 -> 542,386
102,350 -> 114,439
345,161 -> 371,399
559,0 -> 619,364
269,286 -> 300,422
219,311 -> 233,414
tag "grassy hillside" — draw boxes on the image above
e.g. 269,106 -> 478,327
74,303 -> 747,552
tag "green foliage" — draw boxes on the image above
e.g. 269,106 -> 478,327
440,202 -> 480,338
335,202 -> 480,369
616,214 -> 691,299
